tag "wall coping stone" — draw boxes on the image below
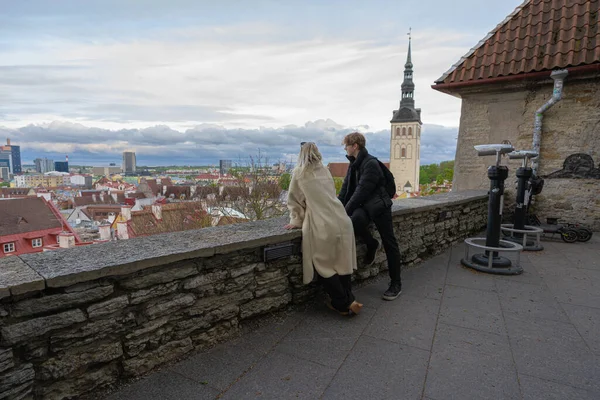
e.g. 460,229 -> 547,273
0,190 -> 487,295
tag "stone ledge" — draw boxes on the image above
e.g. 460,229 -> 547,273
0,191 -> 487,295
0,256 -> 45,297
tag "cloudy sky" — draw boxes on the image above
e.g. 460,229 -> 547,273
0,0 -> 523,166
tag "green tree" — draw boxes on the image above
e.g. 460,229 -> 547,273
279,173 -> 291,191
333,177 -> 344,195
436,175 -> 444,185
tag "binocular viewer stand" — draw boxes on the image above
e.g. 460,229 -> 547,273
501,150 -> 544,251
461,144 -> 524,275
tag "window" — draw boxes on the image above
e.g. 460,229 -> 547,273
402,127 -> 406,136
32,238 -> 42,248
407,144 -> 413,159
394,144 -> 401,159
395,127 -> 400,138
3,242 -> 15,253
401,146 -> 406,158
408,127 -> 412,137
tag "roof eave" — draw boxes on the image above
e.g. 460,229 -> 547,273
432,64 -> 600,96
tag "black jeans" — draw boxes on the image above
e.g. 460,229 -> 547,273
319,274 -> 355,312
351,207 -> 402,285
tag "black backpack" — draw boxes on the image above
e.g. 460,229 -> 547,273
376,159 -> 396,199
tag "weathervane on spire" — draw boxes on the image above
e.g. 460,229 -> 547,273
407,27 -> 412,41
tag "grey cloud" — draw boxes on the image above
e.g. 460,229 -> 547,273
2,119 -> 457,167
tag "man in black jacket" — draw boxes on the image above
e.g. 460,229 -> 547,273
338,132 -> 402,300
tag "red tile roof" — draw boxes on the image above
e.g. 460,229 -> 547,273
0,197 -> 80,257
327,162 -> 390,178
434,0 -> 600,86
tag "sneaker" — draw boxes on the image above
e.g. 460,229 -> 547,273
382,282 -> 402,301
364,239 -> 381,267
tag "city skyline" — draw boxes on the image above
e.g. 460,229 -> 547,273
1,0 -> 524,166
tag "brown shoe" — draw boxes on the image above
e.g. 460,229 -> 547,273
348,301 -> 363,315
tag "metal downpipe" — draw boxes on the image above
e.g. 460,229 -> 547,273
531,69 -> 568,176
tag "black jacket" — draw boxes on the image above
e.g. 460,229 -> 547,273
338,148 -> 392,217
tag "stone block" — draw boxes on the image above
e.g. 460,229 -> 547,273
224,273 -> 256,292
123,337 -> 193,377
190,319 -> 239,348
144,293 -> 196,319
50,313 -> 136,353
0,348 -> 14,374
87,295 -> 129,318
38,361 -> 119,400
230,263 -> 260,278
120,263 -> 198,290
1,309 -> 86,346
0,256 -> 45,297
239,293 -> 292,319
39,341 -> 123,380
129,281 -> 179,305
0,363 -> 34,398
11,285 -> 114,317
186,291 -> 253,316
182,270 -> 228,290
255,277 -> 289,298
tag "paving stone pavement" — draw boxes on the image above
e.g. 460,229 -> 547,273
105,235 -> 600,400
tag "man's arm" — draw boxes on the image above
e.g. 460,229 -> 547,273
344,159 -> 382,215
337,172 -> 350,204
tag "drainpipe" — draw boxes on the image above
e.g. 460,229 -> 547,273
531,69 -> 568,176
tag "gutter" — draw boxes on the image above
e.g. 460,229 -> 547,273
431,63 -> 600,95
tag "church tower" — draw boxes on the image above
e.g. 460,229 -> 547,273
390,33 -> 422,195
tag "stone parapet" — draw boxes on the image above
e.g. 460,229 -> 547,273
0,190 -> 487,399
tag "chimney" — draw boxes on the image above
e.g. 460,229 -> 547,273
99,224 -> 112,241
99,192 -> 105,202
58,232 -> 75,249
151,204 -> 162,220
121,205 -> 132,221
163,185 -> 167,196
117,221 -> 129,239
92,194 -> 97,202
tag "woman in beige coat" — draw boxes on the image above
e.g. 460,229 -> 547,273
285,142 -> 362,315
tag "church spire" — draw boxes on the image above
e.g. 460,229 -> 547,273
400,29 -> 415,110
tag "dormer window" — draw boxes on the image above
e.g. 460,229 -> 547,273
3,242 -> 15,253
31,238 -> 42,248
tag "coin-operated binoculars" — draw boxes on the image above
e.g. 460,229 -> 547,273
461,144 -> 524,275
501,150 -> 544,251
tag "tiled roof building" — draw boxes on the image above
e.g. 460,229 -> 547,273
434,0 -> 600,91
433,0 -> 600,230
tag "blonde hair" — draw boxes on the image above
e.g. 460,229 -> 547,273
294,142 -> 323,176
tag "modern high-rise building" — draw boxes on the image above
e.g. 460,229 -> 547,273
122,151 -> 136,174
55,161 -> 69,173
389,34 -> 422,194
34,158 -> 55,173
220,160 -> 232,175
0,139 -> 12,174
10,144 -> 21,174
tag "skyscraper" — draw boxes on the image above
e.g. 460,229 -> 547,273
0,139 -> 13,173
122,151 -> 136,174
10,145 -> 21,174
220,160 -> 232,175
389,32 -> 422,194
34,158 -> 55,173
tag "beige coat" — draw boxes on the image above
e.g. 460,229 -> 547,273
287,164 -> 357,284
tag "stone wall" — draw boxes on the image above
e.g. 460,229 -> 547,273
0,191 -> 487,400
451,76 -> 600,230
